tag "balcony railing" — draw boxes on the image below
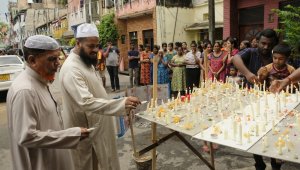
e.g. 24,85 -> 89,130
116,0 -> 156,18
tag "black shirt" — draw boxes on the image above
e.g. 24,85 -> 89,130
128,50 -> 139,68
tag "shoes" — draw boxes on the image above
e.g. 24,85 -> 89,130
111,89 -> 116,92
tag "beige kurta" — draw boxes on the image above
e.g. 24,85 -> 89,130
7,67 -> 82,170
59,52 -> 127,170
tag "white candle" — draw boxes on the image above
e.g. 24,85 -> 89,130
286,85 -> 289,94
291,84 -> 294,94
297,90 -> 299,102
255,123 -> 259,137
224,129 -> 228,140
272,119 -> 275,134
262,137 -> 267,152
264,92 -> 268,106
265,136 -> 269,147
247,132 -> 251,143
262,122 -> 266,132
238,122 -> 242,145
263,80 -> 266,92
233,118 -> 237,140
256,97 -> 260,117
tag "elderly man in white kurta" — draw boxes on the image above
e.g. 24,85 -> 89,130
59,23 -> 140,170
7,35 -> 89,170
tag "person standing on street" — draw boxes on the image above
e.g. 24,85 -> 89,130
104,40 -> 121,92
128,42 -> 140,88
7,35 -> 89,170
59,23 -> 141,170
97,44 -> 108,87
232,29 -> 281,170
185,42 -> 201,92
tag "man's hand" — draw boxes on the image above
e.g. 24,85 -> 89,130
125,96 -> 141,110
80,127 -> 89,140
269,79 -> 290,93
245,72 -> 259,84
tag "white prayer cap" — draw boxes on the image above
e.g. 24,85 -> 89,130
24,35 -> 60,50
76,23 -> 99,38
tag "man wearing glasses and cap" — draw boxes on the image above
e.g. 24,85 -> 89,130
6,35 -> 89,170
59,23 -> 141,170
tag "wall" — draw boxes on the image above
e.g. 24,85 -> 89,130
116,0 -> 156,18
264,0 -> 280,29
67,0 -> 87,30
117,13 -> 155,70
156,6 -> 194,45
223,0 -> 282,39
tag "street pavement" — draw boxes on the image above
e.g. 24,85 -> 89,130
0,70 -> 300,169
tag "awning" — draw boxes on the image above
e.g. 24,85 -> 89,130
63,30 -> 74,38
185,21 -> 223,31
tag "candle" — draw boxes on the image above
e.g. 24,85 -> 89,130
224,129 -> 228,140
263,80 -> 266,92
238,122 -> 242,145
297,90 -> 299,102
272,119 -> 275,134
262,122 -> 266,132
256,97 -> 260,117
264,92 -> 268,106
255,123 -> 259,137
233,118 -> 237,140
286,85 -> 289,94
291,84 -> 294,94
262,137 -> 267,152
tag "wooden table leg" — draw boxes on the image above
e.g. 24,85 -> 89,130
151,122 -> 157,170
209,142 -> 215,169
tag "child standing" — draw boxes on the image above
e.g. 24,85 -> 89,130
257,44 -> 295,89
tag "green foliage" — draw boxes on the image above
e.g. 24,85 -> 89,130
273,5 -> 300,56
97,13 -> 119,46
69,38 -> 76,46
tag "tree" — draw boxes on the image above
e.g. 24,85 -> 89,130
273,5 -> 300,55
97,13 -> 119,46
69,38 -> 76,46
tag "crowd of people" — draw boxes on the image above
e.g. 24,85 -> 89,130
96,31 -> 276,98
6,25 -> 300,170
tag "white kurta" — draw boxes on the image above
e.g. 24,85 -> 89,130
59,52 -> 127,170
7,67 -> 82,170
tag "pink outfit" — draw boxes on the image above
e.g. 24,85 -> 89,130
208,51 -> 228,82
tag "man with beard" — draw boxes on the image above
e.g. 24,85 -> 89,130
232,29 -> 282,170
59,23 -> 141,170
7,35 -> 89,170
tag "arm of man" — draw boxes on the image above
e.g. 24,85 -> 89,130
270,67 -> 300,93
63,68 -> 139,115
103,47 -> 110,58
10,90 -> 84,149
232,49 -> 258,83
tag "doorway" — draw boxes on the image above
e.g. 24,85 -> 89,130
143,29 -> 154,50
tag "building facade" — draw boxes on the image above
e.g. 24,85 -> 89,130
223,0 -> 300,41
116,0 -> 194,70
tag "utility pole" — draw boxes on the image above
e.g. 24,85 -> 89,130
208,0 -> 215,44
